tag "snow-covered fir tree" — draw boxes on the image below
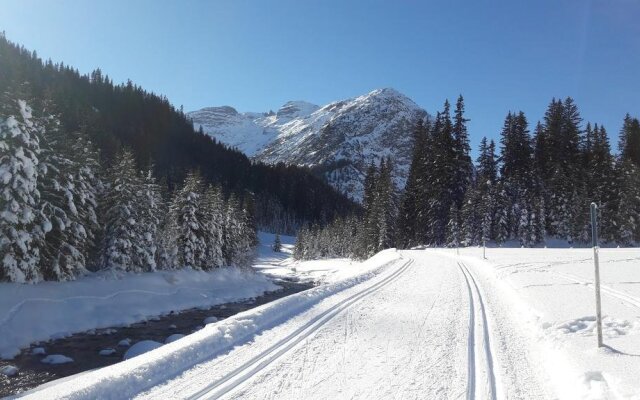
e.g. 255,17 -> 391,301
0,94 -> 43,282
223,193 -> 258,267
100,149 -> 144,272
37,109 -> 89,280
133,167 -> 163,271
202,184 -> 225,268
170,171 -> 208,270
272,233 -> 282,252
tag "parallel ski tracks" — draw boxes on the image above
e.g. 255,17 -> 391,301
458,262 -> 497,400
188,258 -> 414,400
553,270 -> 640,310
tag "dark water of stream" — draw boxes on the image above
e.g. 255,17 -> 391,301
0,279 -> 313,398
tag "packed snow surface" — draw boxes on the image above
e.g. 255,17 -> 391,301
0,267 -> 279,359
19,246 -> 640,399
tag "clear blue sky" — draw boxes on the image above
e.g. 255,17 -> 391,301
1,0 -> 639,153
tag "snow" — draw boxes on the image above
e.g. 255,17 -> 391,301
444,246 -> 640,399
188,88 -> 425,201
19,249 -> 401,399
0,365 -> 19,377
117,339 -> 131,348
31,347 -> 46,355
99,348 -> 116,356
165,334 -> 185,344
19,244 -> 640,398
40,354 -> 73,365
0,267 -> 279,359
123,341 -> 163,360
253,231 -> 362,284
203,316 -> 218,324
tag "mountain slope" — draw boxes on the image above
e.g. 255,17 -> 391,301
0,35 -> 357,232
189,89 -> 428,201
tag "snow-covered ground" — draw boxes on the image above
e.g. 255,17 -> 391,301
0,267 -> 279,360
15,245 -> 640,399
17,249 -> 402,399
450,246 -> 640,399
253,232 -> 362,284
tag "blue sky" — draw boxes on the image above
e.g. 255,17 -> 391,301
1,0 -> 639,153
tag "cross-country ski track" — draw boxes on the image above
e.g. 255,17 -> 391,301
26,247 -> 640,399
131,251 -> 550,400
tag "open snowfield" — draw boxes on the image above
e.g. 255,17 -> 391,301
15,245 -> 640,399
452,246 -> 640,399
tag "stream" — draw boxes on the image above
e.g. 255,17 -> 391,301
0,279 -> 313,398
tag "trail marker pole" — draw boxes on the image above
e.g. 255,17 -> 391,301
590,202 -> 603,348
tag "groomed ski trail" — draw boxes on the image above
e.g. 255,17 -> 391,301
187,258 -> 415,399
136,251 -> 551,400
458,262 -> 497,400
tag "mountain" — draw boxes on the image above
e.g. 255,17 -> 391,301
189,89 -> 428,201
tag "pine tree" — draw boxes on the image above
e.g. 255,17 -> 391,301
0,95 -> 43,282
616,161 -> 640,244
617,116 -> 640,244
619,114 -> 640,168
37,109 -> 88,280
222,193 -> 257,267
134,168 -> 162,271
476,138 -> 498,244
460,187 -> 481,246
397,120 -> 428,248
170,171 -> 207,270
100,149 -> 144,272
374,158 -> 396,251
361,161 -> 379,256
498,111 -> 536,242
445,204 -> 461,247
273,233 -> 282,252
67,127 -> 101,270
452,95 -> 473,210
293,226 -> 306,259
202,184 -> 225,268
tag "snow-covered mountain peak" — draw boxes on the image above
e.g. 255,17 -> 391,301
275,101 -> 319,121
188,88 -> 428,201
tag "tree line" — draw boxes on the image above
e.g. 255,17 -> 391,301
0,90 -> 257,282
0,33 -> 357,238
296,96 -> 640,260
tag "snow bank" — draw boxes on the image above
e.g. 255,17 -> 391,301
21,249 -> 401,399
123,341 -> 163,360
0,267 -> 279,359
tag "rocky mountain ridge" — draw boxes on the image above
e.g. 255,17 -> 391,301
188,88 -> 428,201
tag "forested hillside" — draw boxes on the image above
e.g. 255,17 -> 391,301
296,96 -> 640,259
0,34 -> 356,282
0,34 -> 357,230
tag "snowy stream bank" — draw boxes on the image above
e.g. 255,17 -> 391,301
0,279 -> 312,397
